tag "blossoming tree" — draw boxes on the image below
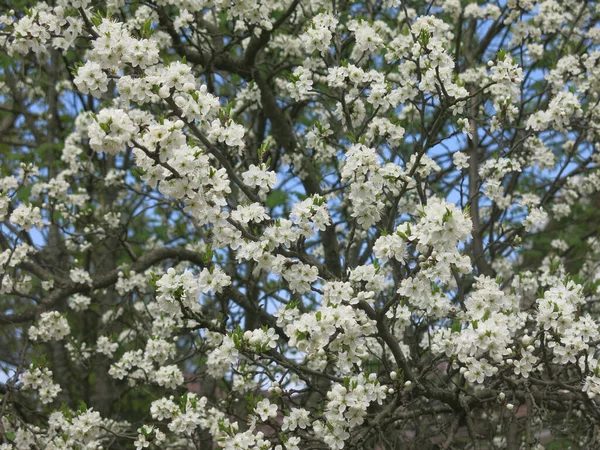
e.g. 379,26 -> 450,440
1,0 -> 600,448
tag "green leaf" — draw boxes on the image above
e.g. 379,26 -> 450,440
442,208 -> 452,223
451,319 -> 462,333
258,141 -> 271,161
16,185 -> 32,203
202,246 -> 213,264
546,439 -> 576,450
266,190 -> 288,209
141,19 -> 152,38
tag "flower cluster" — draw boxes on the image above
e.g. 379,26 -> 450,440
301,13 -> 338,54
3,0 -> 600,448
9,204 -> 43,231
21,365 -> 62,404
88,109 -> 138,155
28,311 -> 70,342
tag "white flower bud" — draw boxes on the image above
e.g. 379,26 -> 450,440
158,85 -> 171,98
